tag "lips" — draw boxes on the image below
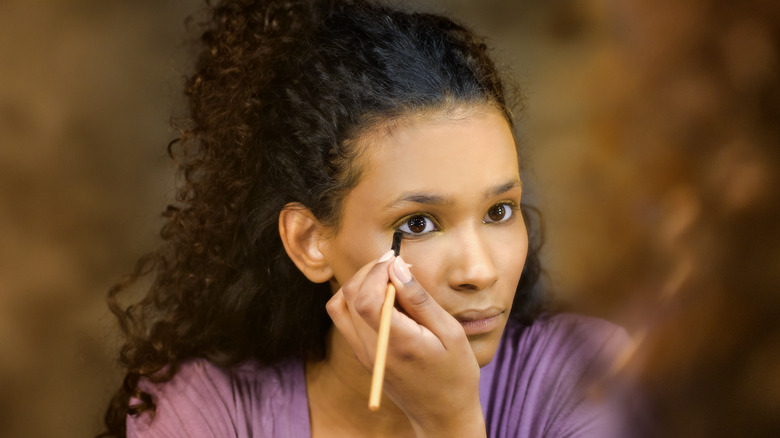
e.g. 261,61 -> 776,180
453,308 -> 504,336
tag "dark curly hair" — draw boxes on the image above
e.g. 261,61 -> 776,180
101,0 -> 545,436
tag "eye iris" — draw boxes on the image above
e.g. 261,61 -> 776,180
408,217 -> 427,233
488,205 -> 506,222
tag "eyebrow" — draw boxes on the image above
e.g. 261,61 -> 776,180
383,179 -> 522,210
484,179 -> 522,199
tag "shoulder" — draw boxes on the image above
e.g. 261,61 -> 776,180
491,313 -> 628,392
482,313 -> 633,437
503,312 -> 629,366
126,358 -> 309,438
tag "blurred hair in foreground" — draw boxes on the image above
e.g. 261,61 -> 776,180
591,0 -> 780,435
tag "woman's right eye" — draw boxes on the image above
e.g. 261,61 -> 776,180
398,215 -> 437,235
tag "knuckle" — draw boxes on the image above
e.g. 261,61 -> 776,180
325,298 -> 337,316
391,330 -> 428,363
341,281 -> 358,299
405,286 -> 430,307
392,341 -> 419,363
440,322 -> 466,345
353,293 -> 374,317
325,293 -> 346,319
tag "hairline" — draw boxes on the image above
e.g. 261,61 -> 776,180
319,100 -> 515,235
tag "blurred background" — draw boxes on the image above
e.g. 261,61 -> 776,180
0,0 -> 777,436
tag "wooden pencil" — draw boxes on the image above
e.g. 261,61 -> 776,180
368,230 -> 403,410
368,282 -> 396,410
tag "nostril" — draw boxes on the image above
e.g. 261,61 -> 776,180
454,283 -> 480,292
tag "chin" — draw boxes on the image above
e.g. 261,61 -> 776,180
469,335 -> 501,368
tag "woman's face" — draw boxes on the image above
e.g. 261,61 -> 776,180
321,106 -> 528,367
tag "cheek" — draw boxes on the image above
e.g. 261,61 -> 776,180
502,237 -> 528,281
400,228 -> 528,295
490,225 -> 529,293
324,232 -> 387,289
394,240 -> 446,298
396,241 -> 437,278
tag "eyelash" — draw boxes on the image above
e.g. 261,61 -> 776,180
484,200 -> 519,224
393,201 -> 520,236
395,212 -> 439,236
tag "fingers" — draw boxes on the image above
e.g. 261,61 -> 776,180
389,256 -> 465,346
325,290 -> 362,354
326,250 -> 395,367
326,250 -> 468,370
342,251 -> 396,332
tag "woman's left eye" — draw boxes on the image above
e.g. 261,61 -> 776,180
483,203 -> 514,223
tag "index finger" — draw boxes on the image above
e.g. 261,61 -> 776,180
342,251 -> 396,332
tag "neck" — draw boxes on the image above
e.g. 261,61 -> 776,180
306,328 -> 415,438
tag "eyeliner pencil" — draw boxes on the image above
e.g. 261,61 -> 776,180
368,231 -> 403,410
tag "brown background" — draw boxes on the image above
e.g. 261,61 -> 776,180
2,1 -> 776,436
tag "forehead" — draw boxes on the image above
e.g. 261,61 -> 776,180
353,107 -> 520,200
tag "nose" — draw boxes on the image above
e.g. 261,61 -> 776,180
447,227 -> 499,292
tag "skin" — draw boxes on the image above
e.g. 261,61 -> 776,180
304,106 -> 529,437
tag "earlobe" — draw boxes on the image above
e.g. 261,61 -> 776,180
278,203 -> 334,283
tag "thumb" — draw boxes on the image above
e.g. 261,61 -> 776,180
389,256 -> 464,344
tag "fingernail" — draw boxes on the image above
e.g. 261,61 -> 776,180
394,256 -> 412,283
378,249 -> 394,263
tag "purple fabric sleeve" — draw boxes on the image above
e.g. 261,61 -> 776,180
127,359 -> 309,438
127,313 -> 632,437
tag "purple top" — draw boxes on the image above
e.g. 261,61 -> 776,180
128,313 -> 630,437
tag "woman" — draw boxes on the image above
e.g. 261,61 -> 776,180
103,1 -> 630,436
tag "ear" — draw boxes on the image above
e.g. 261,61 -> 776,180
278,203 -> 333,283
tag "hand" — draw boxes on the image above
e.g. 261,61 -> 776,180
326,251 -> 486,438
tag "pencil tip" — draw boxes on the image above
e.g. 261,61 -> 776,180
391,230 -> 402,256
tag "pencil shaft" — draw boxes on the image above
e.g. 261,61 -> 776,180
368,283 -> 396,410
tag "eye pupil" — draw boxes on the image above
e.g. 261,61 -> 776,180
488,205 -> 505,222
408,217 -> 427,233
